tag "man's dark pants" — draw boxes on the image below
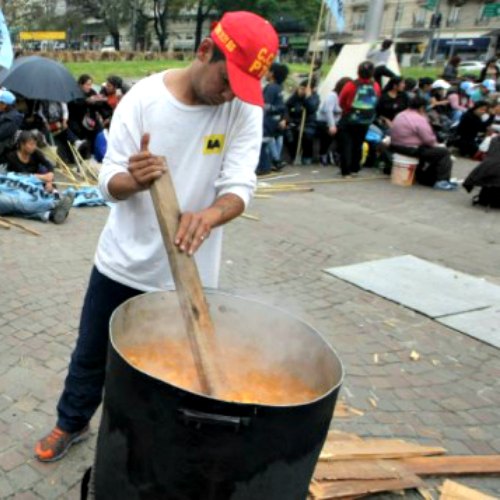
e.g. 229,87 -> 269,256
57,267 -> 143,432
338,121 -> 369,176
391,144 -> 453,185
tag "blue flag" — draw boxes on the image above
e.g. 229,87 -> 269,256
324,0 -> 345,33
0,9 -> 13,70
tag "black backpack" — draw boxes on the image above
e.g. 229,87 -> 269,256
473,187 -> 500,208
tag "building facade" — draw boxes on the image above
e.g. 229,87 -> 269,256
339,0 -> 500,61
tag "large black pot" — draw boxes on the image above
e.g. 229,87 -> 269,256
93,292 -> 343,500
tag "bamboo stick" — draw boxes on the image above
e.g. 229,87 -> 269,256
290,176 -> 388,186
0,217 -> 41,236
241,213 -> 260,221
0,220 -> 11,230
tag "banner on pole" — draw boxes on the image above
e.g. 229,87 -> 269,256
324,0 -> 345,33
0,9 -> 13,70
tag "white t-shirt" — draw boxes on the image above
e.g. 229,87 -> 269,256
95,71 -> 262,292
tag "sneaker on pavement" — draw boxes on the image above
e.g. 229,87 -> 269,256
433,180 -> 457,191
35,425 -> 90,462
50,191 -> 75,224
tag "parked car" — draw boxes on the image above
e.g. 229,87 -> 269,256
458,60 -> 485,72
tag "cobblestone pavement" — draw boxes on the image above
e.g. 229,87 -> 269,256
1,159 -> 499,499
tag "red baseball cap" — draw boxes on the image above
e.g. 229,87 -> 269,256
210,11 -> 279,107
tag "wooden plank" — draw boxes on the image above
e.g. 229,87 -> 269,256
150,165 -> 222,396
439,479 -> 497,500
0,220 -> 11,229
400,455 -> 500,476
310,475 -> 425,499
314,459 -> 407,481
320,438 -> 446,461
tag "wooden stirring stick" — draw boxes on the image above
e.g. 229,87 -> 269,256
150,159 -> 221,397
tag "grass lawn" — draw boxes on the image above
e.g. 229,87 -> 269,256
65,58 -> 473,87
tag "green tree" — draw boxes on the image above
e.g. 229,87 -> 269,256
189,0 -> 322,52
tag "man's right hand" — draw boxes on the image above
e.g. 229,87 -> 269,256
107,133 -> 166,200
128,133 -> 166,190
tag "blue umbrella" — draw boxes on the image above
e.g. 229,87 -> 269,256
0,55 -> 83,102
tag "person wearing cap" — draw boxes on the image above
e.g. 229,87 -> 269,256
455,100 -> 492,158
469,80 -> 496,105
0,89 -> 23,161
34,10 -> 278,463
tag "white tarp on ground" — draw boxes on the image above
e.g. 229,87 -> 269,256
319,43 -> 400,101
324,255 -> 500,349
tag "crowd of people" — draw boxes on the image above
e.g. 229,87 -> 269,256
257,42 -> 500,195
0,73 -> 128,223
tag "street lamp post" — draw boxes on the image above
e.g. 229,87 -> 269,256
363,0 -> 385,43
424,0 -> 442,65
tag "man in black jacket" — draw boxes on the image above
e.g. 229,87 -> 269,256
0,90 -> 23,161
455,100 -> 491,158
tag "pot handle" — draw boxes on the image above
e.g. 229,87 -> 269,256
178,408 -> 251,432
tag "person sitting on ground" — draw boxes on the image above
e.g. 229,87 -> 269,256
0,90 -> 23,162
416,77 -> 434,105
316,77 -> 350,166
367,39 -> 396,86
469,80 -> 496,104
447,86 -> 467,123
442,55 -> 461,84
455,100 -> 492,158
38,100 -> 90,163
0,173 -> 74,224
68,74 -> 106,152
463,135 -> 500,208
98,75 -> 126,127
404,78 -> 418,100
376,76 -> 409,129
390,96 -> 457,191
284,78 -> 320,165
6,131 -> 56,193
428,80 -> 452,142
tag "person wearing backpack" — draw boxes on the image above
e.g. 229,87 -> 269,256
337,61 -> 380,177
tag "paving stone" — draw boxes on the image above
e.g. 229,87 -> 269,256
0,476 -> 15,497
2,162 -> 500,497
6,464 -> 40,491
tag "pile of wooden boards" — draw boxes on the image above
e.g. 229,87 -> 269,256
309,430 -> 500,499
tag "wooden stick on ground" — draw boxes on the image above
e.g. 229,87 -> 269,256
0,217 -> 41,236
0,219 -> 11,230
241,213 -> 260,221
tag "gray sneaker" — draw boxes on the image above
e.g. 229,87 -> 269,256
50,191 -> 75,224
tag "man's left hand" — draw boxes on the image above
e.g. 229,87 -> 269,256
175,208 -> 219,256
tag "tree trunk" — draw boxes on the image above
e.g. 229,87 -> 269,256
194,1 -> 204,52
111,30 -> 120,50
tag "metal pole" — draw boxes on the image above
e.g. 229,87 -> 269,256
363,0 -> 385,43
392,0 -> 403,40
424,0 -> 441,65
